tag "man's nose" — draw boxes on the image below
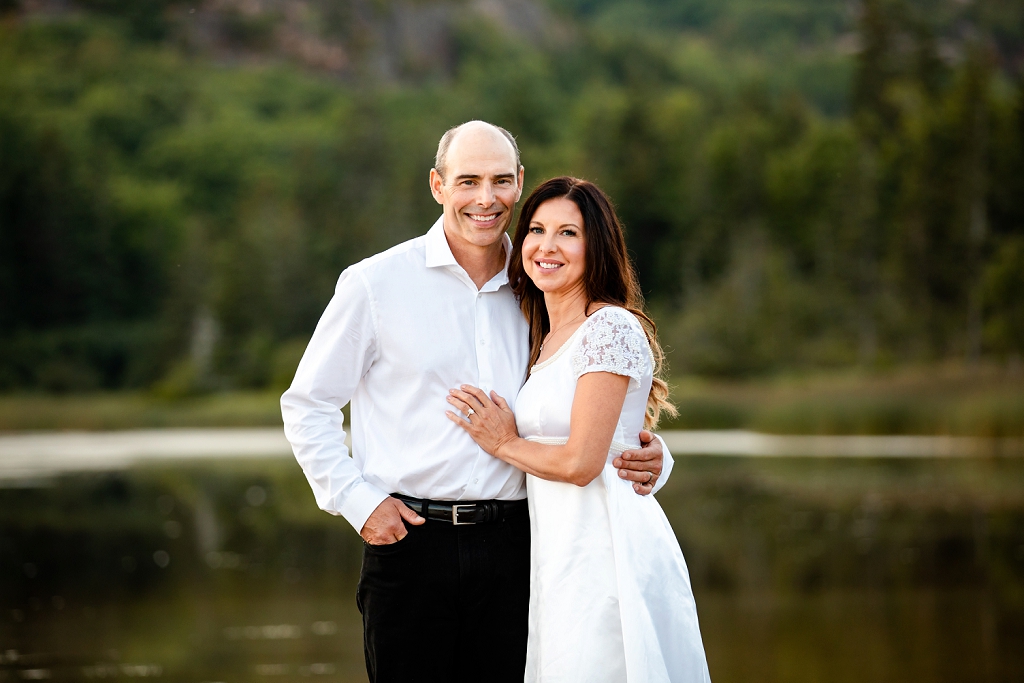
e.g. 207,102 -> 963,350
475,182 -> 495,207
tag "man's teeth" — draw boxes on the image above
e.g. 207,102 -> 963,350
539,262 -> 561,269
469,213 -> 498,221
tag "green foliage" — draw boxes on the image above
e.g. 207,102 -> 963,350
984,237 -> 1024,354
0,366 -> 1018,436
77,0 -> 179,41
661,363 -> 1024,437
0,0 -> 1022,392
0,391 -> 286,431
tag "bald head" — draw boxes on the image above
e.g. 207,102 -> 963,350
434,121 -> 521,182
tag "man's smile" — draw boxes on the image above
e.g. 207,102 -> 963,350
467,212 -> 502,226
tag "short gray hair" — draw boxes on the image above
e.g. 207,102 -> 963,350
434,121 -> 521,181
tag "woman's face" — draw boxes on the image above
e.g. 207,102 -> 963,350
522,197 -> 587,297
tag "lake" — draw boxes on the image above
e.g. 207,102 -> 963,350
2,453 -> 1023,683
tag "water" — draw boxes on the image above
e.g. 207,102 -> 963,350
2,455 -> 1023,683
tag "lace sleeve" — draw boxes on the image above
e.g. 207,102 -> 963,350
571,308 -> 651,390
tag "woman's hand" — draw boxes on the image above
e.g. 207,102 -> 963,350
446,385 -> 519,459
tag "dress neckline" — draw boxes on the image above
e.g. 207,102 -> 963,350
531,305 -> 616,374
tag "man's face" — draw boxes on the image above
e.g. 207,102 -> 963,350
430,124 -> 524,252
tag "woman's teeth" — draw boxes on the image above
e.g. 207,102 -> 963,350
538,262 -> 561,270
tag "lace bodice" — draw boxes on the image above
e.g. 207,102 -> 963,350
516,306 -> 654,453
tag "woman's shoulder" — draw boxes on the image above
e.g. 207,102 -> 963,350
572,305 -> 653,380
583,305 -> 647,336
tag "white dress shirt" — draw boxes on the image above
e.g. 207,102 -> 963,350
282,216 -> 673,533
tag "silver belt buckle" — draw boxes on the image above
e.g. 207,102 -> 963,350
451,504 -> 474,525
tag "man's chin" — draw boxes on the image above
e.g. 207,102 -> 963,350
466,223 -> 510,246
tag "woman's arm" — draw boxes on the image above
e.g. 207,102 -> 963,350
446,372 -> 629,487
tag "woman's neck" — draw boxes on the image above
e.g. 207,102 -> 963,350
543,287 -> 588,332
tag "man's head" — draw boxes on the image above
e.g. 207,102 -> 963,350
430,121 -> 525,253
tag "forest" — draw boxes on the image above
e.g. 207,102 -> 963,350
1,0 -> 1022,394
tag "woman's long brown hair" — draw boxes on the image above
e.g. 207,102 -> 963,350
508,176 -> 677,429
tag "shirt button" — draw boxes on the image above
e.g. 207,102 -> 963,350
473,479 -> 479,484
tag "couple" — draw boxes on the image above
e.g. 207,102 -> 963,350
282,121 -> 710,682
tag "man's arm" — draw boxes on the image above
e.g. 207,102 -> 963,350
613,431 -> 674,495
281,268 -> 394,534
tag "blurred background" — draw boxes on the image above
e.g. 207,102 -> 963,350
1,0 -> 1023,681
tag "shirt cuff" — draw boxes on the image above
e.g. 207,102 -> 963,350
339,481 -> 392,534
651,433 -> 673,495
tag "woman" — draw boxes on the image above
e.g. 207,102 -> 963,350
445,177 -> 711,682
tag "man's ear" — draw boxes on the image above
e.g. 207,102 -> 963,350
429,168 -> 445,205
515,165 -> 525,201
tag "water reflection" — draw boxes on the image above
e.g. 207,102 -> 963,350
2,456 -> 1023,683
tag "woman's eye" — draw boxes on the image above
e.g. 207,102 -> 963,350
529,227 -> 544,234
561,229 -> 578,237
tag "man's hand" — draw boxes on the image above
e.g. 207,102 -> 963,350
360,497 -> 425,545
613,430 -> 662,496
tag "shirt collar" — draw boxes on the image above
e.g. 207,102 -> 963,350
424,216 -> 458,268
424,215 -> 513,291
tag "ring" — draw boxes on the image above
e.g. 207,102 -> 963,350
645,472 -> 654,484
466,408 -> 475,417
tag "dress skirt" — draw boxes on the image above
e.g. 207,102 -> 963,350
524,454 -> 711,683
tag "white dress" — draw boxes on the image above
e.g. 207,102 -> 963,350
515,306 -> 711,683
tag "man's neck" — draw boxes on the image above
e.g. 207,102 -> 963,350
445,233 -> 507,290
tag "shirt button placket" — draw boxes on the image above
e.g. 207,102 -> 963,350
466,292 -> 492,500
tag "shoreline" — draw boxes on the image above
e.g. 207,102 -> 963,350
1,428 -> 1020,483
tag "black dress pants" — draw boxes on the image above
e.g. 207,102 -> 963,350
356,509 -> 531,683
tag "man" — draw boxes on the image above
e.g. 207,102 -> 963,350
281,121 -> 671,682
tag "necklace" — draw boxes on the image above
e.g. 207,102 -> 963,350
540,311 -> 585,351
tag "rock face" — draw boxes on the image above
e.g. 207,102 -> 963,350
12,0 -> 562,80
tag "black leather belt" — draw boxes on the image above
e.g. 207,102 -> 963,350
392,494 -> 527,525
